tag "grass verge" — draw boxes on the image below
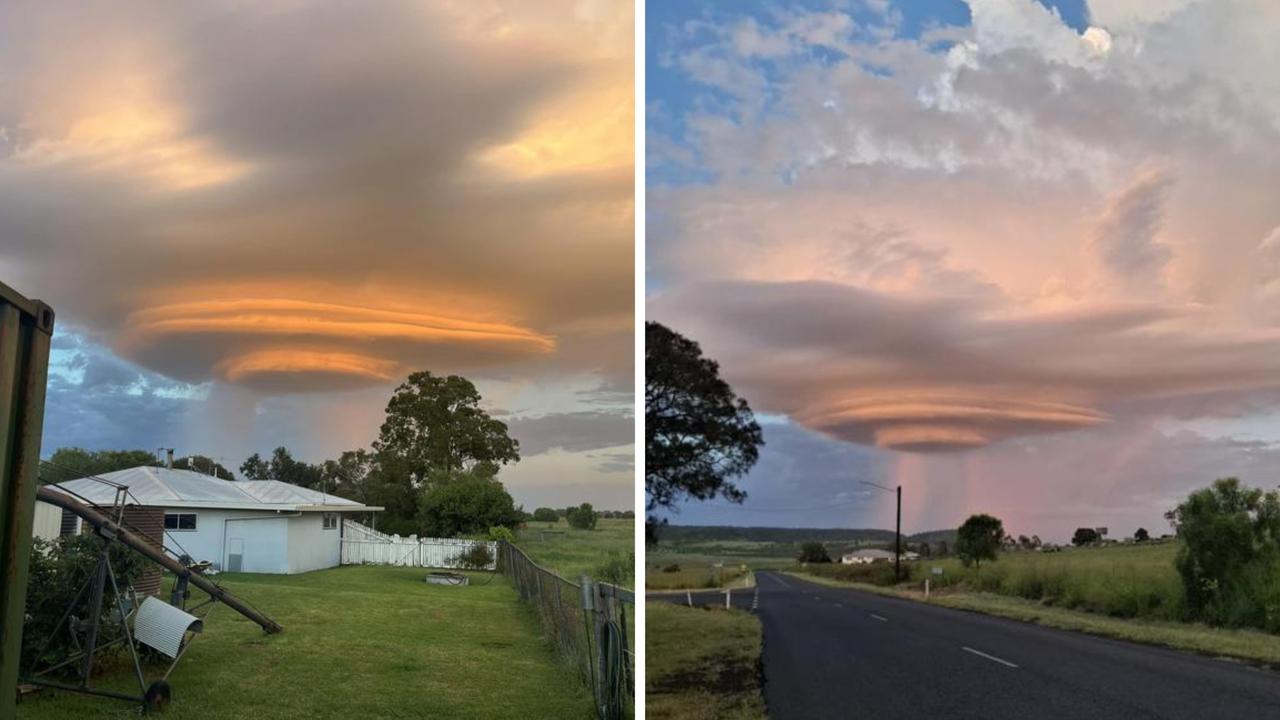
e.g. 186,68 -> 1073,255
18,565 -> 591,719
783,570 -> 1280,666
646,602 -> 766,720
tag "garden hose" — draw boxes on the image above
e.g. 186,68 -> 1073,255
597,618 -> 628,720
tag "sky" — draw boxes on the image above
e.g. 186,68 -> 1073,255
646,0 -> 1280,542
0,1 -> 634,510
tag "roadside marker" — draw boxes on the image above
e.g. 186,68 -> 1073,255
686,590 -> 692,607
962,646 -> 1018,669
751,589 -> 759,611
870,614 -> 888,622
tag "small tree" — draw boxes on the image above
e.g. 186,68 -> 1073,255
532,507 -> 559,523
956,514 -> 1004,568
566,503 -> 598,530
798,542 -> 832,564
1072,527 -> 1100,546
1134,527 -> 1150,542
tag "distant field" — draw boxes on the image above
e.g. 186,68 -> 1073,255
17,566 -> 590,719
807,542 -> 1186,622
516,517 -> 634,587
646,563 -> 751,591
646,602 -> 765,720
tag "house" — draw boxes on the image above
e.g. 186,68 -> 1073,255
840,548 -> 920,564
42,465 -> 382,577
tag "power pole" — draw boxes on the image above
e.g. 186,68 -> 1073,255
895,485 -> 902,584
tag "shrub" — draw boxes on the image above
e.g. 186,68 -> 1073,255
797,541 -> 831,563
566,503 -> 598,530
957,514 -> 1004,568
487,526 -> 515,543
453,543 -> 495,571
23,535 -> 146,673
416,473 -> 522,537
532,507 -> 559,523
662,563 -> 681,573
594,551 -> 634,585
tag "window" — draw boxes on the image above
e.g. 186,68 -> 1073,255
322,513 -> 338,530
164,513 -> 197,531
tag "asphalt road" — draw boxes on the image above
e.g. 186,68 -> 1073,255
653,571 -> 1280,719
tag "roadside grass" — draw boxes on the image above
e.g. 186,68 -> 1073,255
517,517 -> 634,586
786,566 -> 1280,667
646,602 -> 766,720
646,564 -> 751,591
17,565 -> 591,719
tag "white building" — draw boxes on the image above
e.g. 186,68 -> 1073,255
840,548 -> 920,564
42,466 -> 381,575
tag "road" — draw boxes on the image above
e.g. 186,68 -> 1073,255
651,571 -> 1280,719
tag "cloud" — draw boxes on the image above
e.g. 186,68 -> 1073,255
1,0 -> 632,394
506,411 -> 634,456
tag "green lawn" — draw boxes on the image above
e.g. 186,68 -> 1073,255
516,517 -> 634,586
646,602 -> 765,720
17,566 -> 591,719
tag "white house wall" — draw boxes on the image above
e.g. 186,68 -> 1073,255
31,500 -> 62,542
285,512 -> 342,574
161,508 -> 289,574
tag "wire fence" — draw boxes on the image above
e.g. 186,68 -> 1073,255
498,541 -> 633,720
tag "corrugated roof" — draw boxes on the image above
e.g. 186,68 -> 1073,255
48,466 -> 377,512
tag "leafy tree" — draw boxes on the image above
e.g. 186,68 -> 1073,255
936,540 -> 949,556
1017,534 -> 1031,550
374,371 -> 519,482
240,453 -> 271,480
1134,527 -> 1150,542
173,454 -> 235,480
646,322 -> 764,539
1072,527 -> 1100,546
532,507 -> 559,523
1169,478 -> 1280,629
416,472 -> 522,538
566,503 -> 598,530
43,448 -> 158,481
956,514 -> 1004,568
1030,534 -> 1042,549
798,541 -> 832,563
320,449 -> 377,504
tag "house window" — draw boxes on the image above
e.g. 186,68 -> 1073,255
164,513 -> 197,531
322,513 -> 338,530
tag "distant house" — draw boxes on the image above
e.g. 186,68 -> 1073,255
840,548 -> 919,564
41,466 -> 382,578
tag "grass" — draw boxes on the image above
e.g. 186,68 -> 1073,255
646,602 -> 765,720
645,563 -> 751,591
516,517 -> 634,586
17,565 -> 591,719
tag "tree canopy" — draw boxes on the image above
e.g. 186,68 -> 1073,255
416,471 -> 523,538
566,503 -> 598,530
43,448 -> 158,481
798,541 -> 832,563
956,514 -> 1004,568
645,322 -> 763,534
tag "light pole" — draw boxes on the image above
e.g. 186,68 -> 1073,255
861,481 -> 902,583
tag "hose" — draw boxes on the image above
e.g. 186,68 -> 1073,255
597,619 -> 628,720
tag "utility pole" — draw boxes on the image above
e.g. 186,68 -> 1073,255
861,480 -> 903,583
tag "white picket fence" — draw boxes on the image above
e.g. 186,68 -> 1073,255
340,520 -> 498,570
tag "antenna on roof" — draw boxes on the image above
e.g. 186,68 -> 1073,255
165,448 -> 174,470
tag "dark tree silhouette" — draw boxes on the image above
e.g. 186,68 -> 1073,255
1134,527 -> 1150,542
797,542 -> 832,563
956,514 -> 1004,568
645,322 -> 763,540
1072,527 -> 1100,546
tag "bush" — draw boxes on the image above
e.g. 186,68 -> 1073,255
487,526 -> 515,543
23,535 -> 146,672
662,563 -> 681,573
594,551 -> 634,585
453,543 -> 495,571
1170,478 -> 1280,630
532,507 -> 559,523
565,503 -> 598,530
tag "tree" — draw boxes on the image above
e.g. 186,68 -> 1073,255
320,449 -> 376,504
374,371 -> 519,483
416,472 -> 522,537
937,540 -> 949,556
1168,478 -> 1280,628
240,453 -> 271,480
1030,534 -> 1042,549
798,542 -> 832,564
1017,534 -> 1031,550
956,514 -> 1004,568
532,507 -> 559,523
1072,527 -> 1100,546
646,322 -> 764,538
1134,527 -> 1150,542
566,503 -> 598,530
43,448 -> 158,481
173,455 -> 235,480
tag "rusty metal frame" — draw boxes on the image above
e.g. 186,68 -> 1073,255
0,279 -> 54,717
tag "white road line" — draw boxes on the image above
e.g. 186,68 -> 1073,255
834,602 -> 844,608
962,646 -> 1019,668
752,589 -> 759,611
771,574 -> 792,588
870,613 -> 888,622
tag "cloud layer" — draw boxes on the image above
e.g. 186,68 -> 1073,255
648,0 -> 1280,532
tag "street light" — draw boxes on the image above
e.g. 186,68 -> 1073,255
860,481 -> 902,583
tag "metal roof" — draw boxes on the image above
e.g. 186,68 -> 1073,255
46,466 -> 381,512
